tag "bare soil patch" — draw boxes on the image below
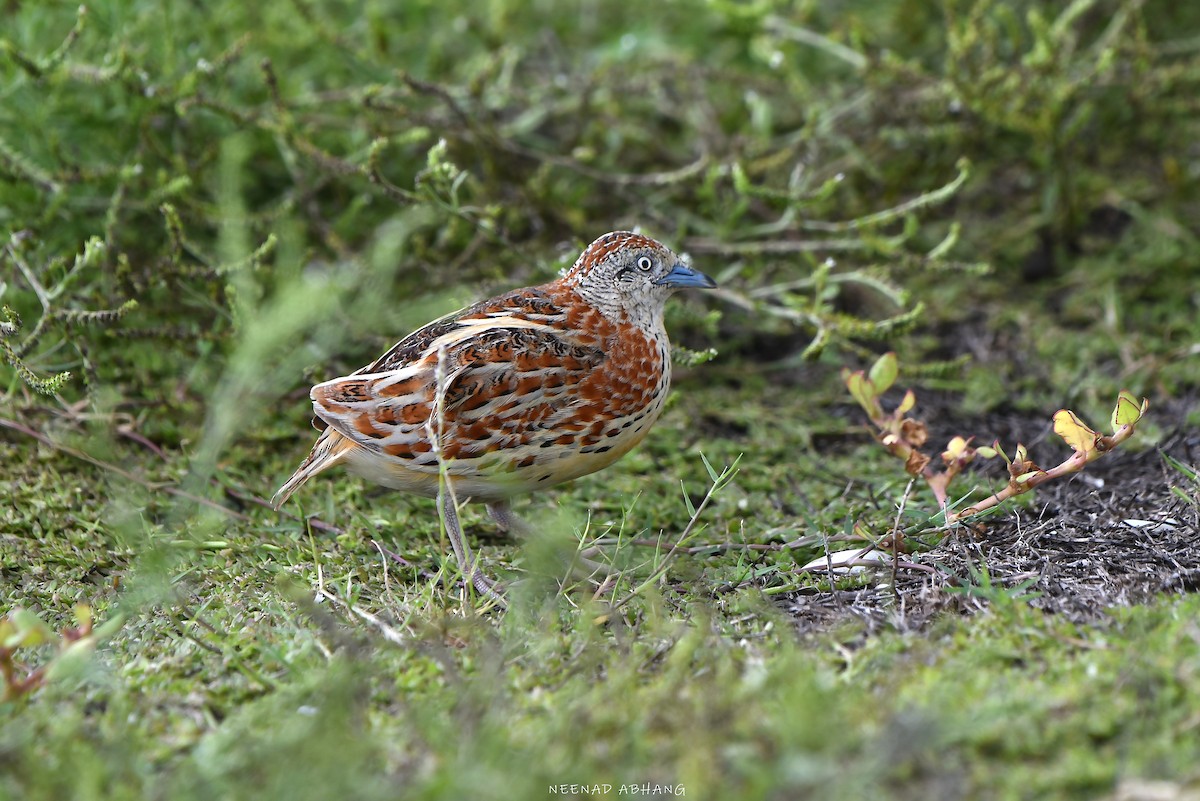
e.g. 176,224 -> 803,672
782,399 -> 1200,635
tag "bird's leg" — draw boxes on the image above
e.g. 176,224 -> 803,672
486,500 -> 533,538
440,487 -> 505,605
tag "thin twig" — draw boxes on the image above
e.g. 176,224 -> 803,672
372,539 -> 441,583
502,141 -> 711,187
685,237 -> 872,255
9,247 -> 52,310
890,480 -> 916,606
0,416 -> 248,521
222,485 -> 344,536
797,556 -> 937,577
313,586 -> 411,647
1,414 -> 347,537
612,534 -> 829,555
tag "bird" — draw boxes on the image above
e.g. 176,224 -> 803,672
272,231 -> 717,602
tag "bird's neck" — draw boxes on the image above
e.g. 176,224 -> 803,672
563,281 -> 666,337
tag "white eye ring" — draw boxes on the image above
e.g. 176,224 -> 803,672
636,256 -> 654,272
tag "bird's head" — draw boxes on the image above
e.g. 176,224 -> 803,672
563,231 -> 716,326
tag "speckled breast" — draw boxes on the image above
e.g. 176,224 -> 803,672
454,316 -> 671,497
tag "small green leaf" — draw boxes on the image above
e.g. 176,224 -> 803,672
1162,454 -> 1199,484
1110,390 -> 1145,431
868,352 -> 898,394
9,609 -> 53,647
844,369 -> 874,412
680,480 -> 696,517
91,613 -> 126,642
716,454 -> 744,491
731,162 -> 751,195
45,640 -> 96,683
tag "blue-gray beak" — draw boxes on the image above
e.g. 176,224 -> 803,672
653,263 -> 717,290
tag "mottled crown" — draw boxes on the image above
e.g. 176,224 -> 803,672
563,231 -> 669,284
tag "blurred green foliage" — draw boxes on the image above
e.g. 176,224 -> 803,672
2,0 -> 1196,406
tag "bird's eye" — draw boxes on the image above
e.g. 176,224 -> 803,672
636,256 -> 654,272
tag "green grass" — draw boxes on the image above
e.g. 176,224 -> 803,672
3,0 -> 1200,799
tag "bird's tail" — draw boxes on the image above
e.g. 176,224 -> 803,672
272,428 -> 358,509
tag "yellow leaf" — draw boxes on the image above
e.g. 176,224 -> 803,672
896,389 -> 916,415
73,604 -> 93,630
942,436 -> 970,462
1054,409 -> 1098,456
